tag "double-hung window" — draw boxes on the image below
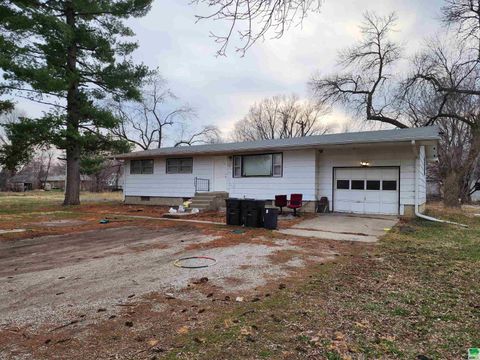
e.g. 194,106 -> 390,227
233,153 -> 283,178
166,158 -> 193,174
130,159 -> 154,174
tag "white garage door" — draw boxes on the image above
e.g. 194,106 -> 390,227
333,167 -> 399,215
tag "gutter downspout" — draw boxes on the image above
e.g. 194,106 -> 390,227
414,144 -> 468,228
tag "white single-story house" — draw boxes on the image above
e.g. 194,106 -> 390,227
114,126 -> 440,217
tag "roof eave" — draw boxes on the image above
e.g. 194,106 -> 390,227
113,137 -> 439,160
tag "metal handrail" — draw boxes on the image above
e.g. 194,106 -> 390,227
194,177 -> 210,192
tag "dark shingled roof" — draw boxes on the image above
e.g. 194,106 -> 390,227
114,126 -> 440,159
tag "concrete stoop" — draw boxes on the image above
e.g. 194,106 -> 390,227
190,192 -> 229,211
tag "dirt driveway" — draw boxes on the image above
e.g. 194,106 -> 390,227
0,218 -> 356,359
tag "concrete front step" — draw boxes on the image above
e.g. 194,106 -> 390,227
190,201 -> 212,206
194,191 -> 228,196
190,191 -> 229,211
191,196 -> 218,201
190,205 -> 210,209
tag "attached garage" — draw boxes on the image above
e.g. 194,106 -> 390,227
333,167 -> 400,215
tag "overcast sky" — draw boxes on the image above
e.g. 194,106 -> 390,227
17,0 -> 445,143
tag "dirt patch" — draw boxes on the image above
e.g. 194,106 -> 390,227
31,219 -> 88,227
0,204 -> 352,359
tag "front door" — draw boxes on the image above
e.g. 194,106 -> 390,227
213,156 -> 228,192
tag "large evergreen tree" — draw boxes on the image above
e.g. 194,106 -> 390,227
0,0 -> 152,204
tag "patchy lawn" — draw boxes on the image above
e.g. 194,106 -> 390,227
0,191 -> 170,241
166,210 -> 480,360
0,193 -> 478,359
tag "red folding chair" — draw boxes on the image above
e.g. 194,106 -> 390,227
288,194 -> 303,216
275,195 -> 288,214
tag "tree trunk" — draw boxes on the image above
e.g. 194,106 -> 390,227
443,125 -> 480,207
63,1 -> 81,205
444,172 -> 462,207
64,145 -> 81,205
157,126 -> 162,148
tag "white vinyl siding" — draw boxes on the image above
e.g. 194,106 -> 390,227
125,156 -> 214,198
416,146 -> 427,206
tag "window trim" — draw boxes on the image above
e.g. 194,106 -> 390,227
166,157 -> 193,174
232,153 -> 283,178
233,155 -> 242,178
130,159 -> 154,175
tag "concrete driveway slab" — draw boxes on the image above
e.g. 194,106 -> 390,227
278,213 -> 398,242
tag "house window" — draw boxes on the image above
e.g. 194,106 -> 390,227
233,156 -> 241,178
130,159 -> 154,174
166,158 -> 193,174
273,153 -> 282,177
233,153 -> 283,178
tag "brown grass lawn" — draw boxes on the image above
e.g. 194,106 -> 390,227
165,208 -> 480,360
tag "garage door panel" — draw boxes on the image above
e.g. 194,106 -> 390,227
365,169 -> 381,179
364,192 -> 381,202
348,191 -> 365,201
335,190 -> 352,201
333,167 -> 399,215
381,192 -> 398,203
350,202 -> 365,213
335,201 -> 352,213
364,203 -> 381,214
380,168 -> 398,179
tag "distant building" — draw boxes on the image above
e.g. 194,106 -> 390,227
42,175 -> 93,191
9,172 -> 38,192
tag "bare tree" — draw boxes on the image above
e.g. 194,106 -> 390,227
0,110 -> 24,146
194,0 -> 322,56
442,0 -> 480,57
310,12 -> 406,129
231,94 -> 331,142
310,9 -> 480,206
38,150 -> 55,188
111,73 -> 194,150
402,36 -> 480,205
174,125 -> 222,147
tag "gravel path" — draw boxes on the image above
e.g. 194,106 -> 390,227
0,226 -> 311,328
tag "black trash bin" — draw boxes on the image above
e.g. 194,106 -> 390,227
225,198 -> 241,225
255,200 -> 266,227
244,207 -> 259,227
240,199 -> 256,226
263,206 -> 279,230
